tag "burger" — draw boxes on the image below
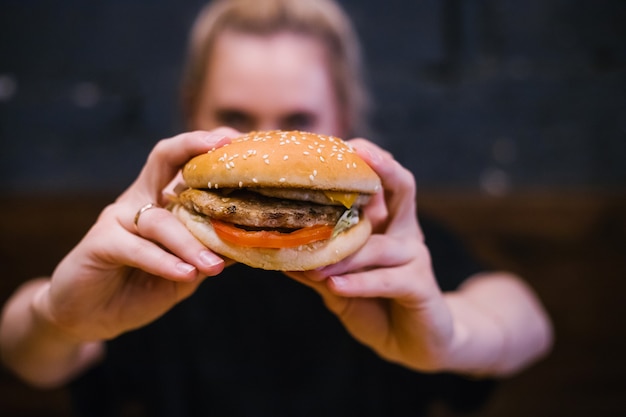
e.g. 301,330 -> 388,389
172,130 -> 381,271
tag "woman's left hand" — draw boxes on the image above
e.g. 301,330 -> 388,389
285,139 -> 456,372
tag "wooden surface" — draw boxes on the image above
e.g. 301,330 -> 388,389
1,190 -> 625,416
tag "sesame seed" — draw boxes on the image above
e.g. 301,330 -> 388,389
303,151 -> 310,155
279,178 -> 286,182
252,178 -> 258,183
309,174 -> 315,181
320,156 -> 325,162
283,155 -> 289,160
239,181 -> 243,188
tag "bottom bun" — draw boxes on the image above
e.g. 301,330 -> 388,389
172,204 -> 372,271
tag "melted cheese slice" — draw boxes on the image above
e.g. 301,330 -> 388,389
323,191 -> 359,208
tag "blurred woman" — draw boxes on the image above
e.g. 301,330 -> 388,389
1,1 -> 552,416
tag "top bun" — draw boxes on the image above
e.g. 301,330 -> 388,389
183,130 -> 381,194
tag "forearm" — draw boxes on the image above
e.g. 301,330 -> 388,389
443,272 -> 553,377
0,279 -> 104,388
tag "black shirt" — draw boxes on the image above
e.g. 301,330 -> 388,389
70,216 -> 494,417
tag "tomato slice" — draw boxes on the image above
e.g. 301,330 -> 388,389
211,219 -> 334,248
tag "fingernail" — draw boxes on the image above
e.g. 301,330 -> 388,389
364,147 -> 383,165
199,250 -> 223,267
203,134 -> 229,148
330,276 -> 347,288
176,262 -> 197,274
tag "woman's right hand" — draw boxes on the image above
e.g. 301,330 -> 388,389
34,129 -> 240,342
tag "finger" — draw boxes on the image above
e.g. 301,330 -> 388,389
120,128 -> 239,209
133,205 -> 225,277
349,139 -> 421,239
306,234 -> 417,280
327,268 -> 421,301
361,186 -> 388,233
104,231 -> 203,283
327,243 -> 436,302
139,128 -> 238,201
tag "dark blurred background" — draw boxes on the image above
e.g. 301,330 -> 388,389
1,0 -> 625,416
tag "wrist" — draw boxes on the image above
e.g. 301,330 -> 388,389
444,293 -> 508,377
30,280 -> 85,346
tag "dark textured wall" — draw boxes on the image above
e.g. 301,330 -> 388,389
1,0 -> 625,193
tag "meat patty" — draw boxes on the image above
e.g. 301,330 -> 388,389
178,188 -> 345,229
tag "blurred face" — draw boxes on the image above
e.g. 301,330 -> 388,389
192,30 -> 344,137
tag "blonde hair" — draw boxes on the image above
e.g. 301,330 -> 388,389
179,0 -> 371,138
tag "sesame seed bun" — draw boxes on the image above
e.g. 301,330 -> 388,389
182,130 -> 381,193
